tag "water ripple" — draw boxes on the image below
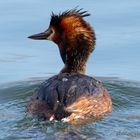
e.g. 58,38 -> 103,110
0,78 -> 140,139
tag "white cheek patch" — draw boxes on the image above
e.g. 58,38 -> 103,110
47,28 -> 55,40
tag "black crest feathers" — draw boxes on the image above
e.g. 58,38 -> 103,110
60,8 -> 90,17
50,8 -> 90,26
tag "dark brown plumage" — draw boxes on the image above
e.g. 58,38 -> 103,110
27,8 -> 112,124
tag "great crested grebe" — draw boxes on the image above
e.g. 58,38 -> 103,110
27,8 -> 112,124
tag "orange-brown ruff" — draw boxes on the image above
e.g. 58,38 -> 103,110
27,8 -> 112,124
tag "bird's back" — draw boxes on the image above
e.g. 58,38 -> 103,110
27,73 -> 112,124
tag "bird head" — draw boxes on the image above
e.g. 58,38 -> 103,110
28,8 -> 95,47
28,8 -> 96,74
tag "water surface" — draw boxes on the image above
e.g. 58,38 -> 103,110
0,0 -> 140,139
0,78 -> 140,139
0,0 -> 140,83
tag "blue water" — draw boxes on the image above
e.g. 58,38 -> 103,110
0,0 -> 140,84
0,0 -> 140,140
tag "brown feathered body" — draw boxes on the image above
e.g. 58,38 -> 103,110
27,9 -> 112,124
